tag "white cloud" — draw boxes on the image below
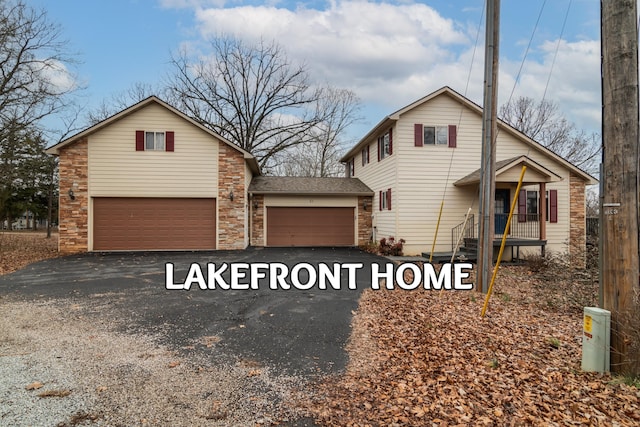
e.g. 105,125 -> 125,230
192,1 -> 470,103
35,59 -> 79,94
500,39 -> 601,134
171,0 -> 602,135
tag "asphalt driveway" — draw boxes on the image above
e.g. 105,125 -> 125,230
0,247 -> 386,376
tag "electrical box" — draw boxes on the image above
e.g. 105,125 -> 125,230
581,307 -> 611,373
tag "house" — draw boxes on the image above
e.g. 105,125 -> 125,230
45,97 -> 373,253
340,86 -> 597,261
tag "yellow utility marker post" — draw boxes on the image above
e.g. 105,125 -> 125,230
481,166 -> 526,318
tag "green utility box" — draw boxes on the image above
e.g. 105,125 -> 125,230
581,307 -> 611,373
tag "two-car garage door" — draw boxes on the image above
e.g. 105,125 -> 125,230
266,207 -> 355,247
93,198 -> 216,251
92,199 -> 356,250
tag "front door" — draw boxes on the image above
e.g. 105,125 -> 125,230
494,189 -> 510,235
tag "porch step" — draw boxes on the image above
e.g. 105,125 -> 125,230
421,249 -> 477,264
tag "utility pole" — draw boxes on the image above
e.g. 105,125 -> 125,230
601,0 -> 640,375
478,0 -> 500,293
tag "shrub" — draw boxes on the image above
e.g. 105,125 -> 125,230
378,237 -> 406,256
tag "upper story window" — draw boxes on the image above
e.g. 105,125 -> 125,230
377,129 -> 393,160
136,130 -> 175,152
414,124 -> 457,148
361,145 -> 370,166
424,126 -> 448,145
146,132 -> 165,151
346,159 -> 355,177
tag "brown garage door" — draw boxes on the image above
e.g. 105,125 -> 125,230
266,207 -> 355,247
93,198 -> 216,251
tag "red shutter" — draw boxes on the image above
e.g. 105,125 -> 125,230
379,191 -> 383,211
135,130 -> 144,151
367,145 -> 370,163
518,190 -> 527,222
387,188 -> 392,210
414,124 -> 423,147
388,129 -> 393,155
166,131 -> 174,152
377,137 -> 381,162
549,190 -> 558,223
448,125 -> 457,148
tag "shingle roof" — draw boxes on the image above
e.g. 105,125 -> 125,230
248,176 -> 373,195
454,155 -> 563,186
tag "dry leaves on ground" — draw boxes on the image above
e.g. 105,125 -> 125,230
0,232 -> 58,275
305,265 -> 640,426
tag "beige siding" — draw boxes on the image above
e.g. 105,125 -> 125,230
350,130 -> 398,241
88,103 -> 219,198
356,93 -> 574,255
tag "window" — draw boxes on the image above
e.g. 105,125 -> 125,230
145,132 -> 165,150
379,188 -> 392,211
361,146 -> 370,166
377,129 -> 392,160
518,189 -> 557,223
346,159 -> 355,178
414,124 -> 456,147
526,191 -> 539,217
424,126 -> 448,145
136,130 -> 175,152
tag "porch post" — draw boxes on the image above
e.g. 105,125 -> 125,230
539,182 -> 546,248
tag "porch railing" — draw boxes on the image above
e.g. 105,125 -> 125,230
451,213 -> 541,250
451,214 -> 475,251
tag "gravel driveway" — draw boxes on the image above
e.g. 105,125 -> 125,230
0,247 -> 385,426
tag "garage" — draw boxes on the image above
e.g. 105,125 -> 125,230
93,197 -> 216,251
266,206 -> 355,247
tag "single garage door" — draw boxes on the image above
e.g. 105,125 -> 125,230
93,197 -> 216,251
266,207 -> 355,247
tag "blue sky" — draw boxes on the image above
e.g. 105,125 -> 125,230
30,0 -> 602,141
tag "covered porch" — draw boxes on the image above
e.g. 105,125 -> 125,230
425,156 -> 562,263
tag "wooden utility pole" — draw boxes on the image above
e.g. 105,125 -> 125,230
478,0 -> 500,293
601,0 -> 640,375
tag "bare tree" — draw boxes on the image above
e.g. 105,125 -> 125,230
273,87 -> 361,177
0,0 -> 79,136
86,82 -> 158,125
499,97 -> 600,174
165,37 -> 327,170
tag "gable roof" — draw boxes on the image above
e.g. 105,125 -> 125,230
248,176 -> 373,196
454,155 -> 563,186
45,96 -> 261,175
340,86 -> 597,185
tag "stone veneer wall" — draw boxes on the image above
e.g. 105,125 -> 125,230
358,196 -> 373,246
250,194 -> 264,246
217,143 -> 246,249
58,138 -> 89,254
569,172 -> 586,267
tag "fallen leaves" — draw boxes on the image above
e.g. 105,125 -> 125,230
305,265 -> 640,426
37,389 -> 71,398
25,381 -> 43,390
0,232 -> 58,275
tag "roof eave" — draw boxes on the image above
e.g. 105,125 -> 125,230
339,116 -> 395,162
249,190 -> 374,196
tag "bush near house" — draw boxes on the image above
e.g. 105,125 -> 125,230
360,237 -> 406,256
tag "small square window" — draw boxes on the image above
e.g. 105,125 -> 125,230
145,131 -> 165,151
